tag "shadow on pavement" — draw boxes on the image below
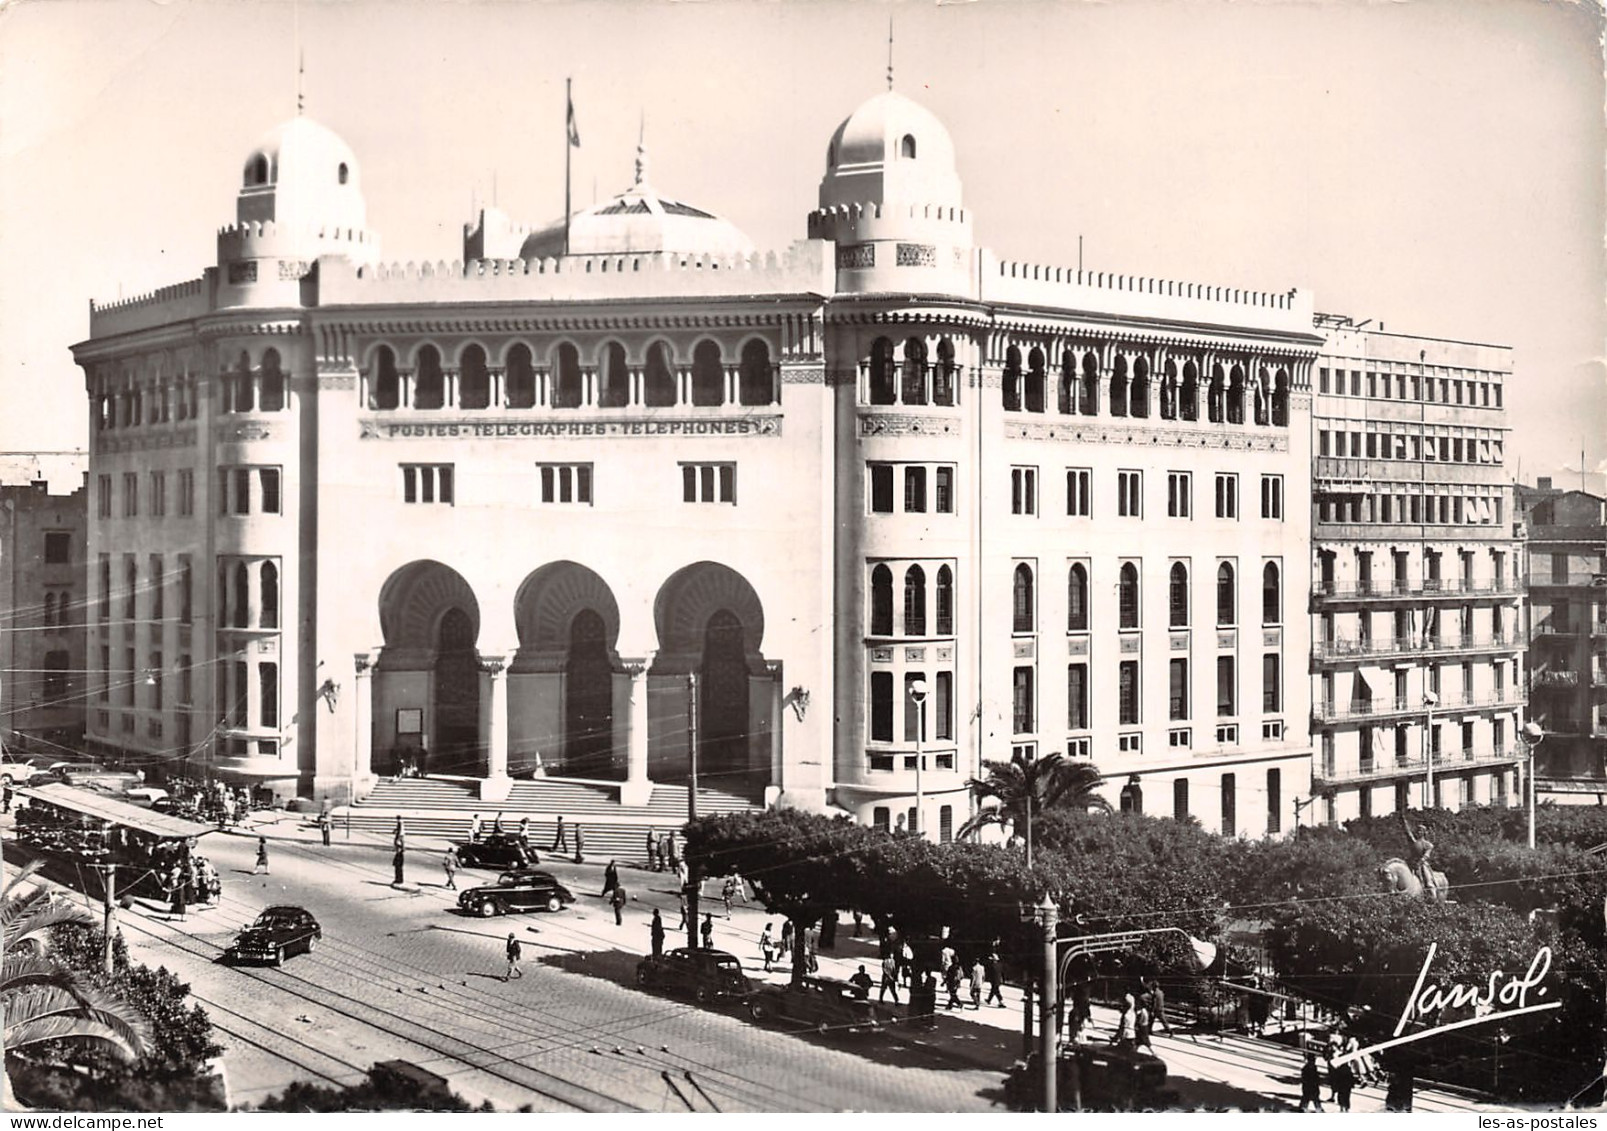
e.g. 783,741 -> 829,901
1164,1075 -> 1299,1112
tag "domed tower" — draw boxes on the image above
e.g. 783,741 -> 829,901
217,116 -> 380,305
807,89 -> 974,294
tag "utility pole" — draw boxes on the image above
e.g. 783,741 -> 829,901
685,672 -> 700,949
97,861 -> 116,973
1037,895 -> 1060,1113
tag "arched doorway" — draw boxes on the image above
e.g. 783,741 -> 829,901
565,609 -> 615,776
434,608 -> 480,773
376,560 -> 482,776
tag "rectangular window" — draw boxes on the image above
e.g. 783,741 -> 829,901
934,467 -> 954,514
1266,769 -> 1281,834
1118,470 -> 1142,517
1169,728 -> 1192,748
98,554 -> 110,621
1067,663 -> 1088,730
231,660 -> 248,729
260,468 -> 281,514
43,531 -> 70,564
150,471 -> 167,516
1169,658 -> 1189,721
1066,737 -> 1091,758
234,467 -> 251,514
1011,467 -> 1037,515
178,469 -> 195,516
1216,655 -> 1235,717
99,645 -> 109,701
149,652 -> 163,710
935,671 -> 953,741
1167,472 -> 1191,518
179,654 -> 192,704
149,555 -> 164,622
869,464 -> 894,512
402,464 -> 456,506
1318,367 -> 1330,393
870,671 -> 893,742
1262,653 -> 1281,712
1214,473 -> 1238,519
1118,733 -> 1142,753
123,472 -> 138,517
1173,779 -> 1190,821
97,475 -> 112,518
1066,468 -> 1091,517
1119,659 -> 1140,726
123,555 -> 137,620
42,651 -> 68,699
538,463 -> 594,504
1260,475 -> 1283,520
1012,666 -> 1034,735
1221,774 -> 1237,837
680,463 -> 735,504
904,673 -> 925,742
904,466 -> 927,513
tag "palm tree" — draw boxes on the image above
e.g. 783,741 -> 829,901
2,859 -> 151,1107
958,750 -> 1111,843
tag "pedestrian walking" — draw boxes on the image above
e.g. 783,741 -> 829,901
468,812 -> 482,842
601,859 -> 619,897
393,816 -> 405,852
879,951 -> 901,1003
675,889 -> 688,930
169,866 -> 187,921
985,951 -> 1006,1007
939,942 -> 957,975
572,823 -> 585,864
656,836 -> 669,873
551,814 -> 568,852
969,959 -> 985,1010
392,846 -> 406,886
253,836 -> 269,875
318,810 -> 332,846
3,783 -> 13,813
610,883 -> 628,926
700,913 -> 713,949
517,816 -> 530,850
1136,993 -> 1155,1052
943,962 -> 963,1010
759,923 -> 776,971
849,965 -> 874,1000
1113,994 -> 1137,1050
666,832 -> 679,871
1145,978 -> 1174,1036
779,919 -> 793,959
675,858 -> 689,889
852,910 -> 864,937
504,933 -> 524,981
805,936 -> 819,974
721,877 -> 736,917
492,811 -> 505,836
650,909 -> 665,958
1300,1051 -> 1325,1112
645,828 -> 659,870
1331,1056 -> 1354,1112
443,846 -> 460,889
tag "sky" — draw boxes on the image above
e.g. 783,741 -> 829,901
1,0 -> 1602,490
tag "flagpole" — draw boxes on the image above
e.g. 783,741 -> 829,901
564,77 -> 572,259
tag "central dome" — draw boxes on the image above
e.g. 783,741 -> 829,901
518,160 -> 753,260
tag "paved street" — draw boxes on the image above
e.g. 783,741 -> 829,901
27,813 -> 1498,1112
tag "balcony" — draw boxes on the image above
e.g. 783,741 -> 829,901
1312,633 -> 1523,664
1531,670 -> 1581,688
1313,747 -> 1525,787
1315,691 -> 1524,725
1526,571 -> 1607,591
1311,579 -> 1523,604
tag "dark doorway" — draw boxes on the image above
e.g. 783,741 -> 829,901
565,609 -> 615,775
434,608 -> 480,773
699,609 -> 750,784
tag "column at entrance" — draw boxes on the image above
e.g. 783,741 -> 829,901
480,654 -> 513,802
621,656 -> 654,806
354,652 -> 376,794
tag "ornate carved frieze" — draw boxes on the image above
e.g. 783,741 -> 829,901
1067,636 -> 1089,657
1119,635 -> 1141,654
904,647 -> 926,663
859,413 -> 961,438
218,421 -> 273,443
227,261 -> 258,284
780,367 -> 826,385
1170,632 -> 1190,652
359,415 -> 783,440
1216,631 -> 1237,650
1263,629 -> 1282,648
870,647 -> 895,664
1007,419 -> 1289,453
896,243 -> 937,267
278,260 -> 312,281
318,374 -> 358,390
837,244 -> 875,269
1012,639 -> 1035,660
934,645 -> 954,662
95,427 -> 197,454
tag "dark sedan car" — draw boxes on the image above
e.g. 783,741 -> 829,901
457,870 -> 575,917
748,976 -> 901,1033
453,835 -> 537,870
636,947 -> 754,1005
225,906 -> 322,966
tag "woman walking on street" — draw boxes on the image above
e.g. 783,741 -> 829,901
253,836 -> 269,875
1113,994 -> 1138,1050
601,859 -> 619,897
443,846 -> 460,890
759,923 -> 776,972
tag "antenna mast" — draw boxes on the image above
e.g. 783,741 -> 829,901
887,15 -> 895,90
293,0 -> 303,115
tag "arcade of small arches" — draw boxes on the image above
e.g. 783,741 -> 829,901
359,336 -> 781,412
358,559 -> 781,798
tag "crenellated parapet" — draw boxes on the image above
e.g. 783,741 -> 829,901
88,276 -> 212,338
217,219 -> 378,266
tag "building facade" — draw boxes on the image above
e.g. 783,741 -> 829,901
1308,316 -> 1527,822
72,92 -> 1317,837
1516,482 -> 1607,798
0,476 -> 89,757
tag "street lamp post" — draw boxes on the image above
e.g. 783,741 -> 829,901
1421,691 -> 1439,809
909,677 -> 928,839
1035,894 -> 1060,1113
1520,720 -> 1545,850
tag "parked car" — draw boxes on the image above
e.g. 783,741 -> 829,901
457,870 -> 574,917
0,758 -> 37,786
453,835 -> 537,870
1003,1044 -> 1171,1112
748,976 -> 901,1033
636,947 -> 755,1005
224,906 -> 322,966
122,786 -> 170,808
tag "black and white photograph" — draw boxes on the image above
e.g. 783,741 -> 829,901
0,0 -> 1603,1117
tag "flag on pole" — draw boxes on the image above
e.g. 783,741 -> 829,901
567,93 -> 581,148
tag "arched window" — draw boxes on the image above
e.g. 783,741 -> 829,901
691,339 -> 724,406
1181,362 -> 1199,421
1003,345 -> 1023,412
904,565 -> 927,636
505,344 -> 535,408
1271,369 -> 1290,427
1159,363 -> 1178,420
1207,365 -> 1226,423
460,345 -> 491,409
1013,563 -> 1034,633
1130,358 -> 1150,418
1169,562 -> 1189,627
901,338 -> 928,405
233,351 -> 254,413
1119,562 -> 1139,629
935,565 -> 954,635
259,349 -> 285,412
868,337 -> 896,405
901,133 -> 917,159
371,346 -> 400,410
43,593 -> 55,628
870,565 -> 893,636
933,337 -> 956,406
1080,353 -> 1100,415
246,154 -> 269,186
644,341 -> 676,407
414,345 -> 445,409
599,342 -> 630,408
1110,355 -> 1129,417
1253,369 -> 1270,425
1058,353 -> 1076,414
553,343 -> 583,408
1227,366 -> 1245,424
233,561 -> 250,629
337,162 -> 349,185
1067,564 -> 1089,631
739,339 -> 774,406
261,561 -> 279,630
1025,347 -> 1046,413
1262,562 -> 1281,626
1217,562 -> 1236,626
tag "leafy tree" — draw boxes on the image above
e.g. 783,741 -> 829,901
958,751 -> 1110,841
256,1065 -> 494,1112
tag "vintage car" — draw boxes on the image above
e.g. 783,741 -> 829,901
747,975 -> 901,1033
0,757 -> 38,786
121,786 -> 170,808
457,870 -> 575,917
224,906 -> 322,966
1004,1044 -> 1171,1111
636,947 -> 755,1005
453,835 -> 538,870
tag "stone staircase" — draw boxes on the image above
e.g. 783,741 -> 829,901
340,776 -> 764,857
